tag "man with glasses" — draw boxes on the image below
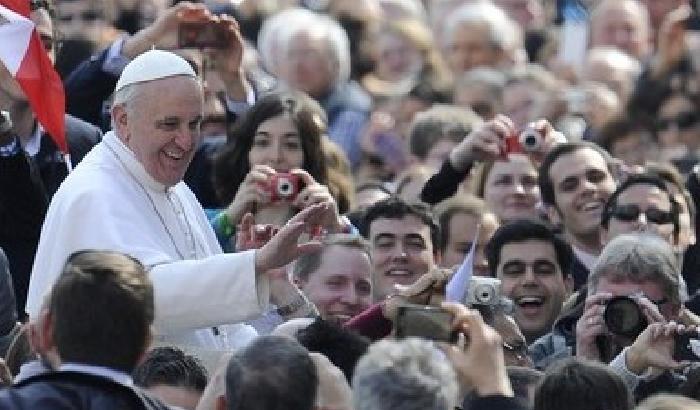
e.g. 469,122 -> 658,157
531,233 -> 692,373
0,0 -> 102,315
601,174 -> 680,247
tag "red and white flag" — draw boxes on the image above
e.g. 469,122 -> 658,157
0,0 -> 66,153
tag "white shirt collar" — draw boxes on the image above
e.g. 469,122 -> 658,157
21,122 -> 43,157
60,362 -> 133,386
573,246 -> 598,271
103,130 -> 168,193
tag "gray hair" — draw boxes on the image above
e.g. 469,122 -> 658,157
293,234 -> 371,282
110,83 -> 141,130
258,8 -> 351,87
352,338 -> 459,410
442,2 -> 522,52
589,234 -> 682,305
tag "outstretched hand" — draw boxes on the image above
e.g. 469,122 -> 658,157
254,202 -> 334,274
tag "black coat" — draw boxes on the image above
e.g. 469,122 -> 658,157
0,115 -> 101,315
0,371 -> 173,410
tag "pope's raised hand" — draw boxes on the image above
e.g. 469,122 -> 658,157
254,202 -> 334,273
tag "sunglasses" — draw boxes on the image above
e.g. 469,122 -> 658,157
610,204 -> 674,224
657,112 -> 700,132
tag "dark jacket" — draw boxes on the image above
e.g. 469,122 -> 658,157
0,371 -> 173,410
420,159 -> 471,205
0,115 -> 101,315
463,395 -> 528,410
0,247 -> 17,357
569,253 -> 590,291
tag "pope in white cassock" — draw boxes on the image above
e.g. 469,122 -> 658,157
26,50 -> 330,351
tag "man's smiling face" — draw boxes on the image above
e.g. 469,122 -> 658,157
369,215 -> 437,301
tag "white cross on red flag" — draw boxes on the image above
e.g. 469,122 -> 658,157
0,0 -> 66,153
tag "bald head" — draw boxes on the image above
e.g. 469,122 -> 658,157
589,0 -> 652,60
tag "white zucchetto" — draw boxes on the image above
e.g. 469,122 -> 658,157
114,49 -> 196,93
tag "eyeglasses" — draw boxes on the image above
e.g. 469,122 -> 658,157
610,204 -> 674,225
657,112 -> 700,132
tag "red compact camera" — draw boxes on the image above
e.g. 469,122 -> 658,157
266,173 -> 301,202
502,128 -> 543,157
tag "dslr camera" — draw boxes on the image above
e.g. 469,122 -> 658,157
603,295 -> 647,338
503,128 -> 543,156
266,173 -> 301,202
466,277 -> 502,306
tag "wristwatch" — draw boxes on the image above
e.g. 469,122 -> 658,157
276,294 -> 313,317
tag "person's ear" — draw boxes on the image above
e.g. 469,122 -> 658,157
39,310 -> 54,354
135,325 -> 154,367
112,104 -> 129,141
564,275 -> 574,295
433,249 -> 442,267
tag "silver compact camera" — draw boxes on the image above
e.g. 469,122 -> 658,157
466,277 -> 501,306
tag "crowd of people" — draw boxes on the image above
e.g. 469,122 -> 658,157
3,0 -> 700,409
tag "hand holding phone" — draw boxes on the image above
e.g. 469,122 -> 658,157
178,21 -> 228,49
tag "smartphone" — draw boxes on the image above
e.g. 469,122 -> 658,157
178,22 -> 228,49
394,304 -> 458,344
674,333 -> 700,362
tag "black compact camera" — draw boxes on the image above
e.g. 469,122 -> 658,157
603,296 -> 647,338
674,332 -> 700,361
394,304 -> 459,344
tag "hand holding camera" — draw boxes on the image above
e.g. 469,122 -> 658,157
449,115 -> 564,171
289,169 -> 347,234
225,165 -> 276,226
449,114 -> 516,170
577,291 -> 667,361
576,292 -> 614,361
122,2 -> 212,57
625,322 -> 700,375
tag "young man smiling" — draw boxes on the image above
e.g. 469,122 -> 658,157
485,219 -> 573,344
538,142 -> 618,289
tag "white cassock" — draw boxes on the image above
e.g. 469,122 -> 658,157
26,131 -> 268,352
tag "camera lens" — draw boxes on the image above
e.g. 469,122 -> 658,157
277,180 -> 292,196
474,284 -> 495,304
603,296 -> 647,338
518,130 -> 541,151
